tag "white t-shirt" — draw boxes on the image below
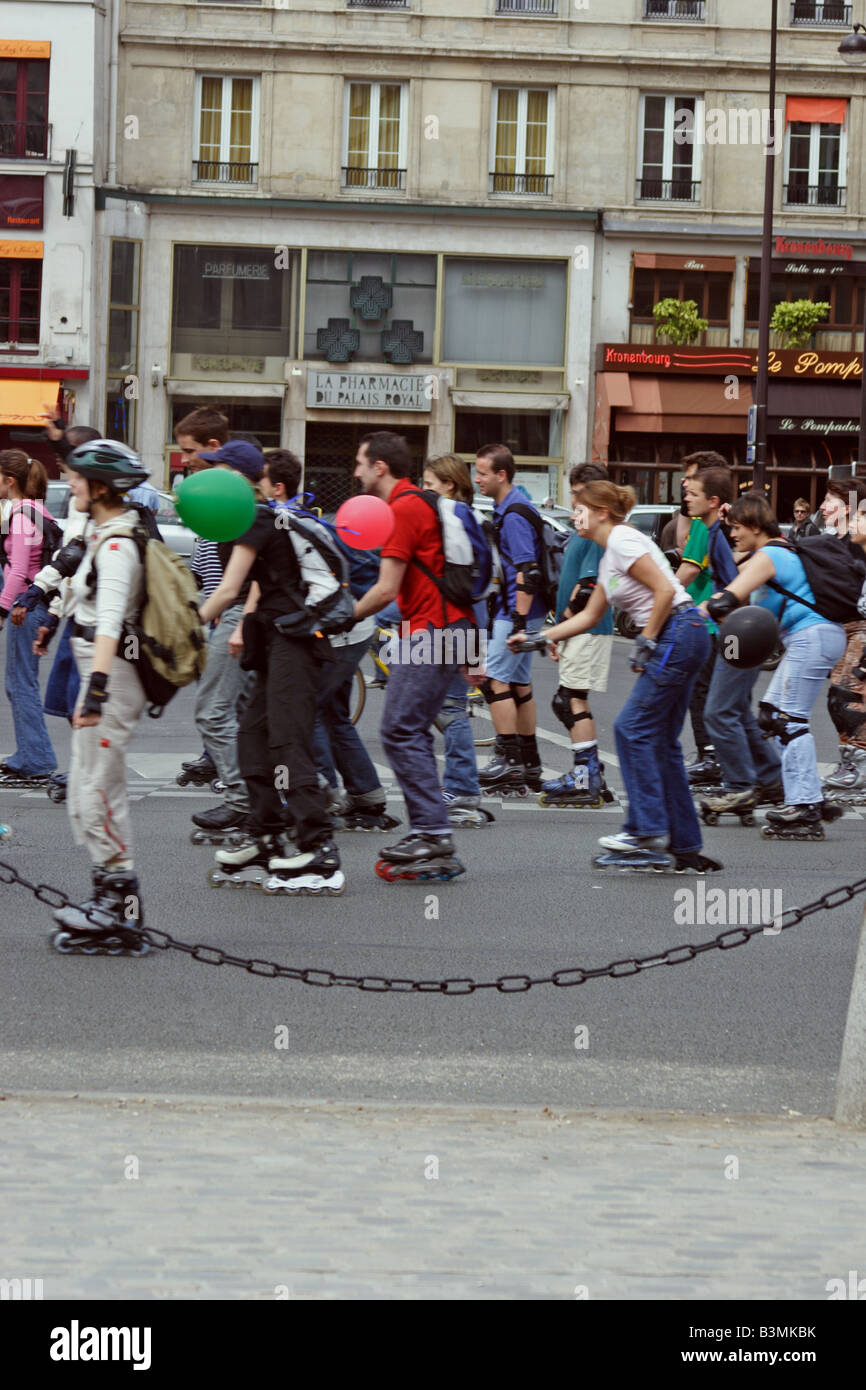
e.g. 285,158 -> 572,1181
598,524 -> 690,629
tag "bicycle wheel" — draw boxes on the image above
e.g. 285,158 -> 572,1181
468,690 -> 495,747
351,667 -> 366,726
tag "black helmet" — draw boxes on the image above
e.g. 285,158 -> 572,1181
719,606 -> 780,670
65,439 -> 150,493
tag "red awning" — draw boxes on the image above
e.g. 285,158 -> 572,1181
614,376 -> 753,434
786,97 -> 847,126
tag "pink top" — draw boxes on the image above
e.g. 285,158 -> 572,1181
0,499 -> 53,612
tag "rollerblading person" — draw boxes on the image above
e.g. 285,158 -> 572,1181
51,868 -> 148,956
264,839 -> 345,895
375,831 -> 466,883
190,803 -> 247,844
820,479 -> 866,805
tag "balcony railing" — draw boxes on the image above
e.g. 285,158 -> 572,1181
347,0 -> 409,6
784,181 -> 846,206
643,0 -> 706,19
496,0 -> 558,13
0,121 -> 51,159
192,160 -> 258,184
342,165 -> 406,189
489,171 -> 554,195
636,176 -> 701,202
790,2 -> 851,24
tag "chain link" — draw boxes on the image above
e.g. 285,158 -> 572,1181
4,857 -> 866,996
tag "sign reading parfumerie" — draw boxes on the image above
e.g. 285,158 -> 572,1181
307,372 -> 430,411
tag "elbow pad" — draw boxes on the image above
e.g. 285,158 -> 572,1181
50,535 -> 88,580
706,590 -> 740,623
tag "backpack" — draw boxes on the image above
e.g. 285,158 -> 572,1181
290,505 -> 380,600
764,535 -> 866,625
129,501 -> 163,542
494,501 -> 570,613
403,488 -> 493,611
88,523 -> 207,717
11,502 -> 63,571
272,509 -> 356,638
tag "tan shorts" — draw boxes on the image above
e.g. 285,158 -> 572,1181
558,633 -> 613,693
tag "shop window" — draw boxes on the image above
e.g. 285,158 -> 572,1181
638,95 -> 702,202
172,244 -> 295,360
630,267 -> 731,345
304,251 -> 435,364
442,257 -> 567,366
170,398 -> 282,453
343,83 -> 407,191
0,59 -> 49,158
0,256 -> 41,347
105,240 -> 141,446
490,88 -> 553,195
194,75 -> 259,184
454,409 -> 561,459
745,265 -> 865,350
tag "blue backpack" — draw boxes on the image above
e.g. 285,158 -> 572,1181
289,502 -> 380,600
404,489 -> 493,607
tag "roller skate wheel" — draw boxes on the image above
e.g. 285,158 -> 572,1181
375,860 -> 400,881
211,779 -> 225,795
741,813 -> 756,826
702,811 -> 718,826
206,868 -> 226,887
176,773 -> 189,787
51,931 -> 74,953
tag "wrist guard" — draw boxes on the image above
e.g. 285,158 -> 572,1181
82,669 -> 109,716
570,577 -> 597,615
509,610 -> 527,635
706,589 -> 740,622
17,583 -> 46,613
630,634 -> 657,672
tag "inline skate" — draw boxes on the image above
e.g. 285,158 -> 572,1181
685,747 -> 722,792
332,789 -> 401,832
592,831 -> 722,874
442,793 -> 495,828
263,839 -> 345,896
190,804 -> 248,845
207,831 -> 284,888
699,788 -> 757,827
375,831 -> 466,883
51,868 -> 149,956
47,771 -> 68,804
823,747 -> 866,807
0,760 -> 53,791
760,803 -> 825,841
538,748 -> 614,810
176,752 -> 225,795
478,743 -> 530,799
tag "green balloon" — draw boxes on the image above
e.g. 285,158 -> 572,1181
174,468 -> 257,542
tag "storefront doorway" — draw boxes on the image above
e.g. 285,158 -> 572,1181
304,422 -> 429,514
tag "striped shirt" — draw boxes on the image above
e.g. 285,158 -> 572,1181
190,538 -> 223,597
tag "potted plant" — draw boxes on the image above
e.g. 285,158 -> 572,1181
652,298 -> 709,346
770,299 -> 830,350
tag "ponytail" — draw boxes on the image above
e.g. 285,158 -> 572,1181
578,480 -> 636,523
24,456 -> 47,500
0,448 -> 47,501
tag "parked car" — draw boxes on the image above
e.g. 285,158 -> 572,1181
625,503 -> 679,547
47,481 -> 196,561
471,496 -> 574,534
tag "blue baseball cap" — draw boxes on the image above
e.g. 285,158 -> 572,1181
198,440 -> 265,481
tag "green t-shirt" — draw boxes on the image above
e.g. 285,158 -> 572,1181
682,517 -> 714,605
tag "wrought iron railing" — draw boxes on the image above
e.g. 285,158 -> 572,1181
636,176 -> 701,201
790,2 -> 851,25
342,166 -> 406,189
0,121 -> 50,159
784,181 -> 846,207
192,160 -> 258,184
489,171 -> 554,194
496,0 -> 558,13
643,0 -> 706,19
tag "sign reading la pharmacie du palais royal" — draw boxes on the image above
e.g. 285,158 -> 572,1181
306,372 -> 431,411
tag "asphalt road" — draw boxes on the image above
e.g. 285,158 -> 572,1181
1,639 -> 864,1116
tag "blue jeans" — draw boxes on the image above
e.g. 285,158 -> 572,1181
614,609 -> 711,852
4,604 -> 57,774
44,620 -> 81,720
313,637 -> 381,798
439,669 -> 480,798
704,654 -> 782,791
381,620 -> 473,832
763,621 -> 847,804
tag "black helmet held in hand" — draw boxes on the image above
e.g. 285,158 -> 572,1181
64,439 -> 150,494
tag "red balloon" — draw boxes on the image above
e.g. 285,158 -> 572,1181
335,494 -> 394,550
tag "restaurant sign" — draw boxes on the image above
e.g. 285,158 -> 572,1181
307,371 -> 431,411
600,344 -> 863,381
774,417 -> 859,436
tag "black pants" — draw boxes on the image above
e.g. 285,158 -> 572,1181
688,632 -> 719,755
237,631 -> 332,850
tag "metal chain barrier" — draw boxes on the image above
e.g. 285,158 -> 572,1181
3,857 -> 866,995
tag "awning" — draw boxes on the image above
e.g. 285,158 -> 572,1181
768,381 -> 860,418
450,390 -> 570,411
0,378 -> 61,426
634,253 -> 736,273
786,97 -> 847,126
613,375 -> 753,433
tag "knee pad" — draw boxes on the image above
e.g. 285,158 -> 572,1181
436,699 -> 467,731
828,685 -> 866,740
480,679 -> 513,706
510,683 -> 533,707
551,685 -> 590,733
759,702 -> 810,746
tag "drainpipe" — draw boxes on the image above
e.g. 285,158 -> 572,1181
107,0 -> 118,184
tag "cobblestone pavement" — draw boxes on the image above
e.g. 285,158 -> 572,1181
2,1093 -> 864,1301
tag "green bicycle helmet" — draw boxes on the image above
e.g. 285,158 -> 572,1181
65,439 -> 151,493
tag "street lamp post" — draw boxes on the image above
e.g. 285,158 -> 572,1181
839,25 -> 866,474
752,0 -> 779,498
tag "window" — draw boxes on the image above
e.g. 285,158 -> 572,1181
630,268 -> 732,345
0,257 -> 41,347
343,83 -> 407,190
172,244 -> 296,362
638,95 -> 702,201
454,410 -> 560,458
194,75 -> 259,184
0,58 -> 49,158
745,266 -> 865,351
304,251 -> 435,363
790,2 -> 851,26
105,240 -> 141,446
643,0 -> 706,17
170,398 -> 282,451
442,258 -> 567,366
490,89 -> 553,196
784,115 -> 846,207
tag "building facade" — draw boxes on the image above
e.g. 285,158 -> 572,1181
0,1 -> 105,474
